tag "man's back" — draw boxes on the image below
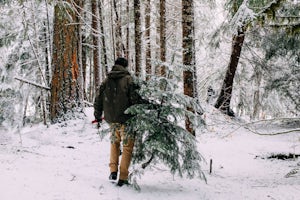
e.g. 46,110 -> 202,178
103,65 -> 132,123
94,57 -> 144,124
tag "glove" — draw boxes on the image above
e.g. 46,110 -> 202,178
92,119 -> 102,128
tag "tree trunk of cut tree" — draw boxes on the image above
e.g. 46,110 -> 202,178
214,30 -> 245,117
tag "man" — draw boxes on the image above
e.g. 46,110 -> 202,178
94,57 -> 142,187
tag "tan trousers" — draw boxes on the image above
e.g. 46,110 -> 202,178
109,124 -> 134,180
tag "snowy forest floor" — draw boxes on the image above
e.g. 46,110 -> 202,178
0,107 -> 299,200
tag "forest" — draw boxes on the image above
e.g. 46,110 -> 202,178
0,0 -> 299,129
0,0 -> 300,199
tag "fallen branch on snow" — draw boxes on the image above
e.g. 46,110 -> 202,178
244,126 -> 300,136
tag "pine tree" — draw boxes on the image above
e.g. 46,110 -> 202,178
125,64 -> 206,190
50,0 -> 84,123
263,31 -> 300,115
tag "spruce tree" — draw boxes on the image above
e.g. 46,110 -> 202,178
124,63 -> 206,189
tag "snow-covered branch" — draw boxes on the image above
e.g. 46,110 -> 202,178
15,77 -> 50,90
245,126 -> 300,136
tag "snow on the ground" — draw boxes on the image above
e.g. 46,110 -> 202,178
0,108 -> 299,200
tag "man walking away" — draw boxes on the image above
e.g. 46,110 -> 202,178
94,57 -> 142,187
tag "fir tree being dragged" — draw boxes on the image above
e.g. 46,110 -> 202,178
125,65 -> 206,190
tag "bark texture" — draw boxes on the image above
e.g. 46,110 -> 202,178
214,30 -> 245,116
99,0 -> 108,75
92,0 -> 100,89
145,0 -> 151,79
50,0 -> 83,122
160,0 -> 166,76
134,0 -> 141,76
182,0 -> 196,135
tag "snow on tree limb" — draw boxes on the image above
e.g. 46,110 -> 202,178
14,77 -> 50,90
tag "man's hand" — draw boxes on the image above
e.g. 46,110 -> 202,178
92,119 -> 102,128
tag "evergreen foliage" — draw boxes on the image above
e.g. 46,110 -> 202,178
263,30 -> 300,113
124,63 -> 206,190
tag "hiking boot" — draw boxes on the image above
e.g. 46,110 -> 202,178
116,179 -> 129,187
109,172 -> 118,180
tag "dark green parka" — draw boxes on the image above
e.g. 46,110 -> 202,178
93,65 -> 141,124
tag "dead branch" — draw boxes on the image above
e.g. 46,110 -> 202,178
244,126 -> 300,136
15,77 -> 50,90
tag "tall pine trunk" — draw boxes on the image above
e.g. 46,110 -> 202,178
99,0 -> 108,76
125,0 -> 130,60
159,0 -> 166,76
134,0 -> 141,76
80,1 -> 87,100
252,67 -> 262,119
110,1 -> 116,61
145,0 -> 151,79
92,0 -> 100,89
214,30 -> 245,116
82,35 -> 87,100
50,0 -> 83,122
113,0 -> 125,57
182,0 -> 196,136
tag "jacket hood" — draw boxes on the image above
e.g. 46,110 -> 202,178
107,65 -> 130,79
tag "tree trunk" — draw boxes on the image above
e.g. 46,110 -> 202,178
214,30 -> 245,117
50,0 -> 83,123
82,35 -> 87,100
22,93 -> 30,126
252,67 -> 262,119
92,0 -> 100,89
40,90 -> 47,125
99,0 -> 108,76
43,21 -> 50,86
44,0 -> 52,79
113,0 -> 125,57
160,0 -> 166,77
89,56 -> 94,102
182,0 -> 196,136
134,0 -> 141,76
125,0 -> 130,60
145,0 -> 151,79
110,1 -> 116,61
77,0 -> 84,104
